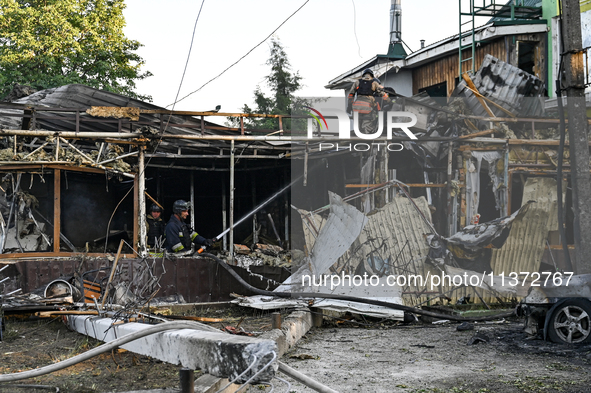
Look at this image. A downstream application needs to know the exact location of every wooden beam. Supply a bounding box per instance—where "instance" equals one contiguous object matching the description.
[462,73,496,117]
[101,240,124,308]
[139,109,287,118]
[36,310,99,317]
[463,115,591,125]
[457,129,496,139]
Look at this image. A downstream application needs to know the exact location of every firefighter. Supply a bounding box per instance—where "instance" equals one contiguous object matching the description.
[164,200,213,253]
[347,68,390,134]
[146,203,165,248]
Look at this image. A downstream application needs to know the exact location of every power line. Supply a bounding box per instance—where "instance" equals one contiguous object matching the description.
[105,1,207,252]
[167,0,311,108]
[172,0,207,108]
[351,0,362,58]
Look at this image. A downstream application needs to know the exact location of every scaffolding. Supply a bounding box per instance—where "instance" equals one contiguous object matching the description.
[458,0,543,77]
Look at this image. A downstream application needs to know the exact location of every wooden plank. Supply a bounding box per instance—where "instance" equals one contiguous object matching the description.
[462,73,496,117]
[457,129,497,139]
[458,145,505,152]
[101,239,124,308]
[36,310,99,317]
[0,164,106,174]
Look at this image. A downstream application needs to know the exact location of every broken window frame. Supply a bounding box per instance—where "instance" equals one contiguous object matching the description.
[0,164,139,259]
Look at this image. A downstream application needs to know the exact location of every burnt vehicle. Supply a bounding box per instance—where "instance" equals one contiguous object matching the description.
[517,274,591,345]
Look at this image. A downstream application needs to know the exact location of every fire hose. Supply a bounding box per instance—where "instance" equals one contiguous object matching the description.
[200,252,515,323]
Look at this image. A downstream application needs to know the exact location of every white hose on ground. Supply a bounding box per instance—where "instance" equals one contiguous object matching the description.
[278,361,340,393]
[0,321,215,382]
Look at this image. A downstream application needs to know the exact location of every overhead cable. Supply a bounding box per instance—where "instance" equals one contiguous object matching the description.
[351,0,362,58]
[172,0,207,108]
[168,0,311,108]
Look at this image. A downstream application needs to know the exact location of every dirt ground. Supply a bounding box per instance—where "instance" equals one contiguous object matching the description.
[278,318,591,393]
[1,312,590,393]
[0,307,274,393]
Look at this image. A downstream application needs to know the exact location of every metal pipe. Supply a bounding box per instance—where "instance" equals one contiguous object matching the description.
[267,213,282,247]
[0,129,460,142]
[197,172,306,254]
[32,208,76,252]
[278,362,339,393]
[59,138,94,163]
[2,288,21,297]
[22,141,50,160]
[138,147,147,256]
[447,142,453,236]
[504,144,509,216]
[555,80,572,269]
[97,151,139,166]
[252,179,257,247]
[27,210,51,248]
[230,140,235,262]
[96,143,105,163]
[179,368,194,393]
[222,179,227,251]
[190,173,195,231]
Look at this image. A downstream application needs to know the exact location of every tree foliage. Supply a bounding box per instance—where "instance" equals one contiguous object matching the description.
[230,37,303,131]
[0,0,152,100]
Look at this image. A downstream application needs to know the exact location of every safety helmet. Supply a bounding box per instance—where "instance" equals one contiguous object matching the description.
[150,203,162,213]
[362,68,375,78]
[172,200,191,214]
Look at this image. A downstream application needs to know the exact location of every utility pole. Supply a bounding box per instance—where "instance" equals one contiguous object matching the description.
[562,0,591,273]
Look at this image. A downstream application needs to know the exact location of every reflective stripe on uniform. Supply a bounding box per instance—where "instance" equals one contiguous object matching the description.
[352,100,372,114]
[172,242,184,252]
[190,232,198,241]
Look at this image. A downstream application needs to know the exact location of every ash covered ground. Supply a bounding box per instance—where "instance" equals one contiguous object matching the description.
[276,319,591,393]
[1,316,590,392]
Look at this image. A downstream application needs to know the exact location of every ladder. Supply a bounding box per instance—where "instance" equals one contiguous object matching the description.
[458,0,542,77]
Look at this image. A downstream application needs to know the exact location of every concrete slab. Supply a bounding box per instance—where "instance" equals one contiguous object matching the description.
[67,316,277,383]
[258,310,313,357]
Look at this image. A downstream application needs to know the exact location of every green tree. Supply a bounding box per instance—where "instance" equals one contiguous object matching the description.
[231,37,303,131]
[0,0,152,100]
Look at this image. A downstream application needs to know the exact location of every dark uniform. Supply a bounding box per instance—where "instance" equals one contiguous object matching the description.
[146,213,165,247]
[164,214,208,252]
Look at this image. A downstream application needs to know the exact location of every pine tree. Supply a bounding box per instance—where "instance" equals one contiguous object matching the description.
[230,37,302,132]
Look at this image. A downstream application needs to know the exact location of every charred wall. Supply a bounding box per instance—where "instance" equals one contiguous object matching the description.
[412,33,547,97]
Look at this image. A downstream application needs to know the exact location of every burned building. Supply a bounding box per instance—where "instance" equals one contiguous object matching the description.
[0,84,292,302]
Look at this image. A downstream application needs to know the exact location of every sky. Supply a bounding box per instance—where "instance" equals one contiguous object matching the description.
[122,0,486,114]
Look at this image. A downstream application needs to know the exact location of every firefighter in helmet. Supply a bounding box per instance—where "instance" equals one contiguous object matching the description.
[164,200,214,253]
[146,203,165,248]
[347,68,390,134]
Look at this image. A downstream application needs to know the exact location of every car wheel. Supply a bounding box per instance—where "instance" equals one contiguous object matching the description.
[548,299,591,344]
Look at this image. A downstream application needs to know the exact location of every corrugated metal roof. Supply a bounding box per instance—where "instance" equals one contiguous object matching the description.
[453,54,545,117]
[0,84,281,155]
[297,194,434,306]
[490,177,560,276]
[344,195,433,305]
